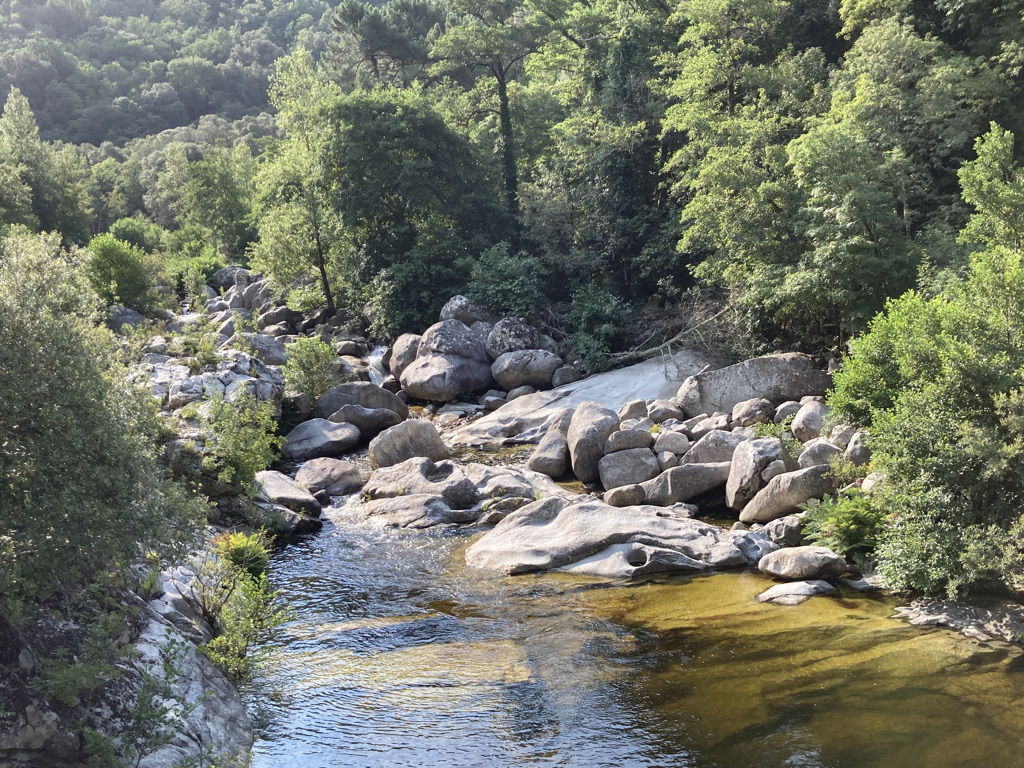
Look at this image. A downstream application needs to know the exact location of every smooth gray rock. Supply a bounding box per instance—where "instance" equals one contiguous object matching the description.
[690,414,731,439]
[313,381,409,420]
[255,471,321,515]
[657,451,678,471]
[368,419,451,469]
[491,349,563,390]
[281,419,361,460]
[362,457,478,509]
[604,484,646,507]
[791,401,830,443]
[485,317,541,361]
[566,401,619,483]
[439,295,496,326]
[798,438,842,469]
[390,334,422,379]
[362,494,478,528]
[758,546,848,580]
[527,427,570,477]
[507,384,537,400]
[773,401,802,424]
[681,430,746,465]
[605,429,655,453]
[465,497,721,576]
[640,462,731,506]
[731,397,774,427]
[761,514,806,547]
[598,447,661,490]
[647,399,685,423]
[294,458,362,495]
[677,353,832,418]
[739,465,837,524]
[653,430,690,455]
[846,431,871,465]
[551,365,582,388]
[727,437,793,511]
[329,403,403,439]
[418,319,489,363]
[757,580,838,605]
[400,353,494,402]
[618,399,648,422]
[228,332,287,366]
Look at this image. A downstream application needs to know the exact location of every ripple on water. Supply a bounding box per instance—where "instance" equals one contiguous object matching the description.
[245,505,1024,768]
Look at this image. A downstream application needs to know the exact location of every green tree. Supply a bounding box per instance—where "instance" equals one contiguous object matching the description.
[84,232,154,312]
[0,229,205,611]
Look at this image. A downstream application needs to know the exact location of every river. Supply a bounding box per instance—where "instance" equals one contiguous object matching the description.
[243,498,1024,768]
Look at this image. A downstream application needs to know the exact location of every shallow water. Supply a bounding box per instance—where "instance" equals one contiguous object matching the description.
[245,501,1024,768]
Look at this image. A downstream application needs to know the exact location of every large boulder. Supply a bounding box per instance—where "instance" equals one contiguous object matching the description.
[417,319,489,363]
[400,354,494,402]
[676,353,832,418]
[526,425,569,477]
[439,295,496,326]
[367,419,450,469]
[598,447,661,490]
[390,334,422,379]
[726,437,794,511]
[254,471,321,515]
[605,429,654,453]
[758,545,848,580]
[313,381,409,421]
[731,398,774,427]
[328,404,403,440]
[294,458,363,495]
[798,438,842,469]
[739,465,837,524]
[227,333,288,366]
[362,494,479,528]
[281,419,361,460]
[491,349,563,391]
[680,430,747,465]
[846,431,871,466]
[791,401,830,443]
[465,496,722,576]
[566,402,619,483]
[362,457,478,509]
[640,462,731,506]
[485,317,541,361]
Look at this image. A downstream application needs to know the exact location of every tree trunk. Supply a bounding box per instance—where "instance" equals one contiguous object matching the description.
[495,69,521,251]
[308,188,337,316]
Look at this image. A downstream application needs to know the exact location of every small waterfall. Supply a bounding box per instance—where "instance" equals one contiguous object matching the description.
[366,344,388,386]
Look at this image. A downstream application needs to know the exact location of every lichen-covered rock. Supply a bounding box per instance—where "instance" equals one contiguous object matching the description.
[491,349,563,390]
[439,295,496,326]
[417,319,489,363]
[485,317,541,361]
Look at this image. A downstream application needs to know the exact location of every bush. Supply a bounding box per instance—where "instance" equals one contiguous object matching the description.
[282,336,342,403]
[0,230,205,609]
[215,530,271,580]
[564,284,636,373]
[467,242,546,318]
[83,233,154,312]
[200,393,282,490]
[108,216,165,254]
[801,490,887,566]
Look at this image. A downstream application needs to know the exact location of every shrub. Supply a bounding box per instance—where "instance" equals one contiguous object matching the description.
[564,284,636,373]
[801,490,887,565]
[83,233,154,312]
[108,216,165,254]
[282,336,342,402]
[467,242,546,318]
[200,393,282,490]
[214,530,271,580]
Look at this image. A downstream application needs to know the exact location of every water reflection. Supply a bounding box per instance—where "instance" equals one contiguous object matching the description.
[244,501,1024,768]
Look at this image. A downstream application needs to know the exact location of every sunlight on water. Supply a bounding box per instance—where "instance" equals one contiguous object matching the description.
[244,503,1024,768]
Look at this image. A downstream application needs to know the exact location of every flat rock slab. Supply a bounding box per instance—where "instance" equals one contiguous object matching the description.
[450,348,713,446]
[757,580,838,606]
[465,496,726,576]
[255,471,321,515]
[294,458,363,495]
[362,494,479,529]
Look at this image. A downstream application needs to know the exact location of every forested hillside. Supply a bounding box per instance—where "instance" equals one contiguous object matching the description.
[4,0,1024,363]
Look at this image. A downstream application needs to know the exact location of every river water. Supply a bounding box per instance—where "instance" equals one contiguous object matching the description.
[244,499,1024,768]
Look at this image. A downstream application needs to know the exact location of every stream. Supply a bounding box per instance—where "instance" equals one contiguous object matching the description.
[243,498,1024,767]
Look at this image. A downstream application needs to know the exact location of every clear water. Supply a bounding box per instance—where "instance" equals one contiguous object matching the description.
[244,500,1024,768]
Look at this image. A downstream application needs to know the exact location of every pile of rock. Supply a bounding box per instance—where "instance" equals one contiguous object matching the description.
[523,353,870,527]
[391,296,580,406]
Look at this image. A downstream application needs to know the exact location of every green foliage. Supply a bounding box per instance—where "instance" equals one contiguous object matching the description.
[84,233,154,312]
[108,217,165,254]
[467,242,546,318]
[282,336,342,403]
[200,393,283,489]
[0,230,205,609]
[215,530,271,580]
[564,284,635,373]
[802,490,886,565]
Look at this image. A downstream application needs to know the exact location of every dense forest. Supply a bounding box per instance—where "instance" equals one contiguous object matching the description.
[8,1,1024,762]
